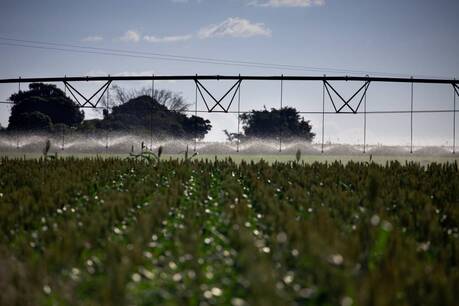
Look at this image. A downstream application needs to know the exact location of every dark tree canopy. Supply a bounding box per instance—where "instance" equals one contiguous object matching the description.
[2,84,213,139]
[82,95,211,139]
[10,111,53,131]
[240,107,315,141]
[109,85,190,113]
[8,83,84,131]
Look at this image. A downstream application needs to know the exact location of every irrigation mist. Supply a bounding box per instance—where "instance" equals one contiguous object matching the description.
[0,133,456,157]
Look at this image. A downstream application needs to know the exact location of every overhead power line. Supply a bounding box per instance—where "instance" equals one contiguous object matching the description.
[0,36,447,79]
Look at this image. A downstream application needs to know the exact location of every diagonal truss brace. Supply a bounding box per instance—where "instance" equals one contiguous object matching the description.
[64,80,112,108]
[195,79,242,113]
[324,80,371,113]
[454,83,459,97]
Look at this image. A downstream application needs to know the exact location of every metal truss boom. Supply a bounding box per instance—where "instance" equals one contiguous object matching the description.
[195,79,242,112]
[64,80,111,108]
[0,75,458,84]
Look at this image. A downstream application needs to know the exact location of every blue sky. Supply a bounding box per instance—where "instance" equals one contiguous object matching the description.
[0,0,458,145]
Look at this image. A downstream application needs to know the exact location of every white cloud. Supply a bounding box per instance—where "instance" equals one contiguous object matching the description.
[81,36,103,42]
[198,17,271,39]
[117,17,271,43]
[119,30,141,43]
[143,34,192,43]
[248,0,325,7]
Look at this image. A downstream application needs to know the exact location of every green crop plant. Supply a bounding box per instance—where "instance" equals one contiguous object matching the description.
[295,149,301,163]
[42,139,56,160]
[0,158,457,306]
[183,144,198,162]
[128,145,163,165]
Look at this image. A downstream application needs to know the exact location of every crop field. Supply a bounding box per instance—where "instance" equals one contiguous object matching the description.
[1,151,458,166]
[0,157,458,306]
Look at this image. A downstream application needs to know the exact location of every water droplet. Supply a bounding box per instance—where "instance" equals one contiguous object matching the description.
[370,215,380,226]
[168,262,177,270]
[211,287,222,296]
[329,254,344,266]
[298,287,315,298]
[381,220,393,232]
[231,297,246,306]
[283,272,294,284]
[131,273,141,282]
[187,270,196,279]
[206,271,214,279]
[417,241,430,252]
[172,273,182,282]
[341,296,353,306]
[43,285,51,295]
[276,232,287,243]
[203,290,213,299]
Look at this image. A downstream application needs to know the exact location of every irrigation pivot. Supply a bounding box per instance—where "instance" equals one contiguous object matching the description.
[1,74,458,154]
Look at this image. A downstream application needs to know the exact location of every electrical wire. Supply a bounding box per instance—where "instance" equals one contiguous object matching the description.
[0,36,447,79]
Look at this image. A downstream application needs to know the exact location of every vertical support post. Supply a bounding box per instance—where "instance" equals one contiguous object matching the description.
[237,74,241,153]
[105,80,109,152]
[150,75,154,150]
[321,79,325,154]
[105,131,109,152]
[194,75,198,152]
[17,77,22,151]
[279,75,283,153]
[454,83,456,154]
[363,89,367,154]
[151,74,155,99]
[410,78,414,154]
[62,74,68,150]
[61,125,65,151]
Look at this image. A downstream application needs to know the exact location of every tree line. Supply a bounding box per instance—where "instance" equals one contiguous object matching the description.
[3,83,315,142]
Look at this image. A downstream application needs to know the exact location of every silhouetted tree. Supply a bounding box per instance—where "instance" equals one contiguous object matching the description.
[179,115,213,139]
[87,95,211,139]
[9,111,53,131]
[223,129,246,143]
[102,108,109,119]
[8,83,84,131]
[109,85,190,113]
[240,107,315,141]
